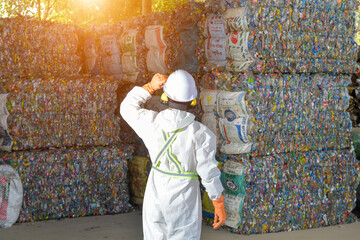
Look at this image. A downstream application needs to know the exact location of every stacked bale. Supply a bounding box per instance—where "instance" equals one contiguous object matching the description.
[0,19,134,223]
[0,18,81,79]
[198,0,360,234]
[0,77,121,151]
[0,146,133,222]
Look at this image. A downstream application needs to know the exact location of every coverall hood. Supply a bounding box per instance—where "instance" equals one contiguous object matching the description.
[155,109,195,132]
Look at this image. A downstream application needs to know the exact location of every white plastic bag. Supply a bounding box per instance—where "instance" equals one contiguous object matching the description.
[119,30,138,53]
[146,48,168,74]
[201,112,218,137]
[218,117,252,154]
[0,164,23,228]
[203,14,226,38]
[145,25,166,50]
[226,31,255,62]
[205,38,227,61]
[224,7,249,32]
[99,35,120,56]
[121,52,138,72]
[200,89,219,113]
[102,54,122,75]
[217,91,248,120]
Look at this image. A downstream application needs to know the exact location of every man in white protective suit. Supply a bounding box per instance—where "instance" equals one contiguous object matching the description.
[120,69,226,240]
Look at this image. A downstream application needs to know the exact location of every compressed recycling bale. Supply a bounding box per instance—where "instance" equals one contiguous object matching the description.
[225,29,358,73]
[217,149,360,234]
[0,77,122,151]
[223,5,356,33]
[0,18,81,79]
[2,112,121,151]
[176,22,201,73]
[198,71,352,156]
[205,0,358,13]
[0,146,135,222]
[199,1,360,74]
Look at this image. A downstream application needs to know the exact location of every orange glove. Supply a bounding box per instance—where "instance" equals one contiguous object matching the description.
[143,73,168,95]
[212,194,227,229]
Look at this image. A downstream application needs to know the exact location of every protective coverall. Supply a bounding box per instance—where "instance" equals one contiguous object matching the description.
[120,86,224,240]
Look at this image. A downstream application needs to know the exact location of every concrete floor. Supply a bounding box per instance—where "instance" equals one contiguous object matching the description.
[0,211,359,240]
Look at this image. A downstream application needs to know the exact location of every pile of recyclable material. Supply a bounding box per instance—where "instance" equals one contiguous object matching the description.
[200,73,352,156]
[172,2,203,73]
[0,145,134,222]
[119,1,204,76]
[0,77,121,151]
[205,0,358,13]
[198,0,359,235]
[0,17,81,79]
[219,149,359,234]
[198,0,359,74]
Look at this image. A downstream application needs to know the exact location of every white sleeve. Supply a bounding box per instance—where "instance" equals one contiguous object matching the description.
[195,124,224,200]
[120,86,158,140]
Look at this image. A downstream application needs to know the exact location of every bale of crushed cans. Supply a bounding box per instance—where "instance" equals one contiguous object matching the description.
[0,145,134,222]
[0,77,121,151]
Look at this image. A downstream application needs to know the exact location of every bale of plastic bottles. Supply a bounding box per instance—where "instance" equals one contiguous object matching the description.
[200,72,352,156]
[0,17,81,79]
[198,0,359,74]
[220,149,359,234]
[198,0,360,235]
[0,145,134,222]
[0,77,121,151]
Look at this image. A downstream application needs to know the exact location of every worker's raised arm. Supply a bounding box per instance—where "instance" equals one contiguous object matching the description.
[120,74,168,139]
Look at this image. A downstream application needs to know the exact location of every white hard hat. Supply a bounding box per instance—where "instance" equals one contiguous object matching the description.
[163,70,198,102]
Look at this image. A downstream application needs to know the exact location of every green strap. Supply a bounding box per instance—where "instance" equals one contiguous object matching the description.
[152,165,198,179]
[163,131,183,174]
[153,129,198,179]
[154,128,182,167]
